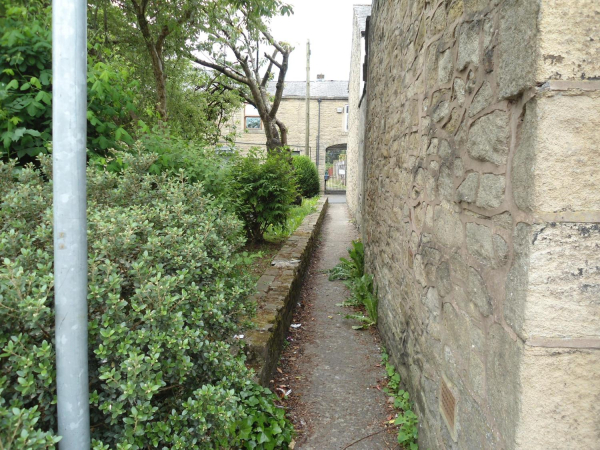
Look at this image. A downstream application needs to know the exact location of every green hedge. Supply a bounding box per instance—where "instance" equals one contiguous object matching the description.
[229,150,297,243]
[0,149,293,448]
[292,155,319,199]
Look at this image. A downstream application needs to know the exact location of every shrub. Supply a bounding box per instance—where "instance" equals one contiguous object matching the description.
[229,150,297,243]
[0,149,293,448]
[264,196,319,243]
[292,155,320,198]
[0,1,139,163]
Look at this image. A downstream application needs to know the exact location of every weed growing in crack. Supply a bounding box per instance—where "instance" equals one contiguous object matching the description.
[382,350,419,449]
[329,240,378,329]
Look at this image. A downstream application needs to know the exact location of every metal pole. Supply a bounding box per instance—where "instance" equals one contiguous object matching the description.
[305,40,310,157]
[53,0,90,448]
[317,98,322,189]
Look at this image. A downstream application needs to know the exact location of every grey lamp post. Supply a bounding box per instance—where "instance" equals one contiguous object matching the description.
[52,0,90,447]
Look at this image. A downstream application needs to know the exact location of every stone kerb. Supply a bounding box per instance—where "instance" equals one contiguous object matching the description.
[244,197,328,386]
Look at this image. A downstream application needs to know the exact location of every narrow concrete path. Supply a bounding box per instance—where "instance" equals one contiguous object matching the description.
[284,196,397,449]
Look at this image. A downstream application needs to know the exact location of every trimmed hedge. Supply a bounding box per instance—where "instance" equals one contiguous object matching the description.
[292,155,319,199]
[229,150,297,243]
[0,148,293,449]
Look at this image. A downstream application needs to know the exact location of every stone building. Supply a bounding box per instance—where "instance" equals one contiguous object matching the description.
[228,78,349,191]
[347,5,371,228]
[348,0,600,448]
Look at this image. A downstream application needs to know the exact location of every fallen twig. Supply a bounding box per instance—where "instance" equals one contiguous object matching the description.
[341,428,388,449]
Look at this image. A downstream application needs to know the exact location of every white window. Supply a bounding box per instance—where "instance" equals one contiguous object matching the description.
[343,104,349,132]
[244,104,261,129]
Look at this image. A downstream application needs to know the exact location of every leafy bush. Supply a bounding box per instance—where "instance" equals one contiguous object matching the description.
[229,150,297,243]
[138,129,236,201]
[292,155,319,199]
[0,1,52,160]
[0,1,139,162]
[264,196,319,243]
[0,149,293,448]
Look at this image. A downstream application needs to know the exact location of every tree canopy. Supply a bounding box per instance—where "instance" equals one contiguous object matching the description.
[193,1,294,151]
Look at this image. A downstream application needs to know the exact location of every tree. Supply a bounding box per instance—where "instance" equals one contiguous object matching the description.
[107,0,200,122]
[193,2,293,152]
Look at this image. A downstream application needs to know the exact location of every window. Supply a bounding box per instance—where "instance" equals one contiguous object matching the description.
[244,104,261,130]
[343,104,349,132]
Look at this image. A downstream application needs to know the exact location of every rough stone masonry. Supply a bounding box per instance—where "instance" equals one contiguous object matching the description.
[357,0,600,448]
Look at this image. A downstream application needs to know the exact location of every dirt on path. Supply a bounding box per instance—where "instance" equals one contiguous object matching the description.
[271,197,399,450]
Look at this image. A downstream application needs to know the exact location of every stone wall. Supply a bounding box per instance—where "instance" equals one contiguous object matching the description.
[245,198,328,385]
[362,0,600,448]
[229,96,349,191]
[347,6,370,224]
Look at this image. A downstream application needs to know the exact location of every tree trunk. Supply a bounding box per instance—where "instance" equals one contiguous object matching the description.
[131,0,169,122]
[264,118,283,152]
[147,44,168,122]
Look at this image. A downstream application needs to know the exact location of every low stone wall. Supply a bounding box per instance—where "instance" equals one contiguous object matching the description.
[244,197,328,386]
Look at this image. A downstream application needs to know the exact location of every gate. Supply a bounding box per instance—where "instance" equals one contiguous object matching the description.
[325,144,347,194]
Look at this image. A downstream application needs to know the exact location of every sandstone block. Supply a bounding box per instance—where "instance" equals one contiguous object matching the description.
[457,20,480,71]
[438,139,452,160]
[433,100,450,123]
[498,0,539,98]
[464,0,498,15]
[516,347,600,449]
[491,211,512,230]
[524,222,600,339]
[424,287,441,320]
[537,0,600,82]
[438,49,454,84]
[442,303,470,365]
[485,323,522,448]
[453,158,465,178]
[467,267,492,316]
[443,108,463,135]
[466,222,508,268]
[434,206,465,249]
[436,261,453,297]
[449,251,469,283]
[476,173,505,209]
[438,165,455,202]
[457,172,478,203]
[446,0,464,23]
[467,111,510,165]
[457,391,491,449]
[514,94,600,214]
[468,81,493,117]
[453,78,466,106]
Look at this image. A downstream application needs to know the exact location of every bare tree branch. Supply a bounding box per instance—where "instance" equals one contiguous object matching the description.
[193,57,249,85]
[264,53,282,70]
[211,81,256,107]
[268,50,289,120]
[261,49,278,88]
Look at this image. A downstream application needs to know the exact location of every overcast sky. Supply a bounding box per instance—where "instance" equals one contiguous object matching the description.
[269,0,371,82]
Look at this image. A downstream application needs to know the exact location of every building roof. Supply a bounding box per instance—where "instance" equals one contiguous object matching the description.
[354,5,371,33]
[267,80,349,99]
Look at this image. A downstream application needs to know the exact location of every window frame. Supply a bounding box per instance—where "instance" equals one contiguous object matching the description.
[244,104,262,130]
